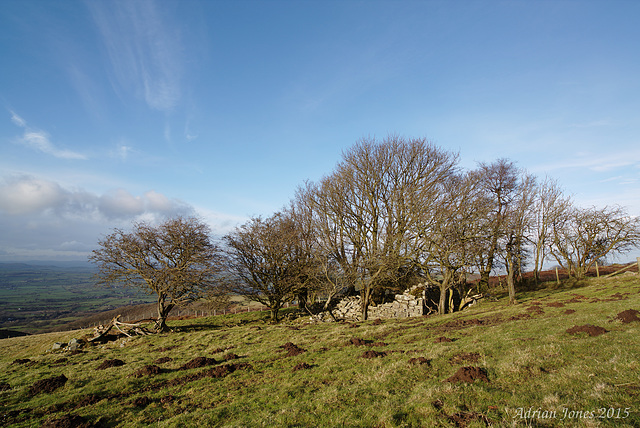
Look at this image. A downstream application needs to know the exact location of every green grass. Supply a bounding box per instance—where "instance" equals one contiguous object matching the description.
[1,275,639,427]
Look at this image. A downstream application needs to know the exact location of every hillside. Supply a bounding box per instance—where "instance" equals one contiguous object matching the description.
[1,275,639,427]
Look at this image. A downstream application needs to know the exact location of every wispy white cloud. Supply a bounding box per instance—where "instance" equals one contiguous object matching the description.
[9,111,87,160]
[88,0,182,112]
[535,149,640,173]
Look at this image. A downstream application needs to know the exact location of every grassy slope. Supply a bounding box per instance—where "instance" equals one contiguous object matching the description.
[1,275,639,427]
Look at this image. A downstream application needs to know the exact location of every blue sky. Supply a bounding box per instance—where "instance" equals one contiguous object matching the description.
[1,0,639,262]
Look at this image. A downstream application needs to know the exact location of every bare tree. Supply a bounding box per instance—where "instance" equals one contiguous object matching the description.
[501,173,537,304]
[89,217,222,332]
[222,211,315,322]
[473,159,522,291]
[307,136,457,319]
[527,177,572,282]
[414,172,487,314]
[548,205,640,279]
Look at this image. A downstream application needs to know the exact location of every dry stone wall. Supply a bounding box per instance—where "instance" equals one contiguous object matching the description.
[311,285,426,322]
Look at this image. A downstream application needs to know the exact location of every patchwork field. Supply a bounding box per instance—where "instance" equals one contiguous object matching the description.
[0,263,155,334]
[1,274,639,427]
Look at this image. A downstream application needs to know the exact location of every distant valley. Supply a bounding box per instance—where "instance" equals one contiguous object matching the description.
[0,262,155,335]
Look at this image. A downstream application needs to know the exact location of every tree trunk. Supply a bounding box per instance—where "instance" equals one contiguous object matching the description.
[269,307,280,323]
[438,272,453,315]
[155,298,175,333]
[361,286,372,321]
[507,258,517,305]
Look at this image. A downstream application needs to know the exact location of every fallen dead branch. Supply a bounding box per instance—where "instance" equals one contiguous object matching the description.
[89,315,154,342]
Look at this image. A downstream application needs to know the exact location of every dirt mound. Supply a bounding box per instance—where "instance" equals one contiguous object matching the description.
[615,309,640,323]
[361,350,387,359]
[507,314,531,321]
[526,305,544,315]
[349,337,367,346]
[567,324,608,337]
[180,357,217,370]
[73,394,102,409]
[205,362,252,378]
[154,356,173,364]
[371,341,388,347]
[564,309,576,315]
[223,353,240,361]
[409,357,430,366]
[97,359,125,370]
[40,414,94,428]
[434,336,453,343]
[450,352,481,364]
[29,374,67,395]
[372,318,383,325]
[279,342,306,357]
[134,365,162,377]
[293,363,313,371]
[448,411,491,428]
[546,302,565,308]
[444,366,489,383]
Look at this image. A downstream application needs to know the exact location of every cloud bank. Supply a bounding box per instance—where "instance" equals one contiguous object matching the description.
[0,175,194,261]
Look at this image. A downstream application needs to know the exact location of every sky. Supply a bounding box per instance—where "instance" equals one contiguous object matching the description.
[1,0,639,263]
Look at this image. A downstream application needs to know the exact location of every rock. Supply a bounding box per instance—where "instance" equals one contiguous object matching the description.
[52,342,66,351]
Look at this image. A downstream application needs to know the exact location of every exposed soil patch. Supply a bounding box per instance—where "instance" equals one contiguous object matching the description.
[349,337,368,346]
[567,324,608,337]
[133,365,162,377]
[97,359,125,370]
[279,342,306,357]
[371,341,388,347]
[29,374,67,395]
[154,356,173,364]
[546,302,565,308]
[180,357,217,370]
[507,314,531,321]
[615,309,640,323]
[434,336,453,343]
[565,294,587,304]
[361,350,387,358]
[40,414,94,428]
[526,305,545,315]
[72,394,102,409]
[449,352,481,365]
[448,411,491,428]
[444,366,489,383]
[605,293,629,302]
[564,309,576,315]
[293,363,313,371]
[372,318,383,325]
[409,357,430,366]
[223,353,240,361]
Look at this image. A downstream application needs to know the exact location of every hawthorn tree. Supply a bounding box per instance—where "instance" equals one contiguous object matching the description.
[89,216,222,332]
[548,205,640,279]
[222,211,316,322]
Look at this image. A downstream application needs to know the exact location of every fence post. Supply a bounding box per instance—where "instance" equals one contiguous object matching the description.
[555,267,560,285]
[596,261,600,277]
